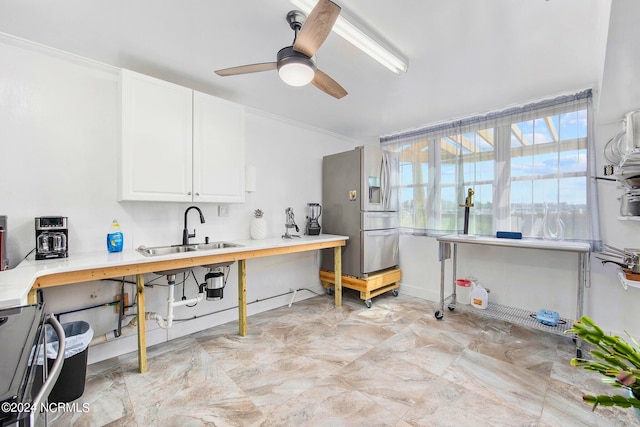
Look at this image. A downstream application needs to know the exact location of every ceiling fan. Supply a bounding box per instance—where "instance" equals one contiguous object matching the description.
[214,0,347,99]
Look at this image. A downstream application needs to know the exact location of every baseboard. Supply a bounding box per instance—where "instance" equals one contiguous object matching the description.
[397,280,440,302]
[87,288,321,364]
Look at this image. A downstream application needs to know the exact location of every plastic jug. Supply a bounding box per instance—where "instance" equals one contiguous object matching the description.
[470,283,488,309]
[107,219,123,253]
[455,279,473,305]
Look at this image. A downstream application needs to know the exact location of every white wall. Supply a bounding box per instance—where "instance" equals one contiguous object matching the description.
[0,35,358,363]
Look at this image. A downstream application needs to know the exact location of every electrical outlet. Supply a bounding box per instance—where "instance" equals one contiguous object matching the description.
[218,205,229,217]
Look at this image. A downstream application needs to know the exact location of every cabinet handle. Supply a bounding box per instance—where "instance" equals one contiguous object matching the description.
[187,192,192,196]
[195,192,200,197]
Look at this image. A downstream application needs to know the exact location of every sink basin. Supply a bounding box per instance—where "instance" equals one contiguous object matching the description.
[189,242,242,250]
[135,242,243,276]
[136,245,198,257]
[136,241,243,258]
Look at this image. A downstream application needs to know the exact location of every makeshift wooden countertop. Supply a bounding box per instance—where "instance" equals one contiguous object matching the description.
[0,234,348,373]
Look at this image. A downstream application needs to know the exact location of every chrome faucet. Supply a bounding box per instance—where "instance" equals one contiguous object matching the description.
[182,206,205,245]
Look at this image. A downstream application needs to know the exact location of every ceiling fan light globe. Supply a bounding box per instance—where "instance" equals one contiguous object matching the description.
[276,46,317,87]
[278,62,315,86]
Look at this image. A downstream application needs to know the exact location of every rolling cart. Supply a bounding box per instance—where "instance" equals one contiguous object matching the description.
[320,268,401,308]
[435,235,590,357]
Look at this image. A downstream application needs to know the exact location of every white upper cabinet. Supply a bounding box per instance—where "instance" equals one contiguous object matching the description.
[120,69,193,202]
[119,69,245,203]
[193,91,245,203]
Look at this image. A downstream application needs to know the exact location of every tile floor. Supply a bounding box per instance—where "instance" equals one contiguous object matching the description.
[47,291,637,426]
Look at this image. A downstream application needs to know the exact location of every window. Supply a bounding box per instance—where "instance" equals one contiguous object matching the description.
[381,90,600,247]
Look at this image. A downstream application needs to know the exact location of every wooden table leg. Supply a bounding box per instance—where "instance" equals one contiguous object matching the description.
[334,246,342,307]
[136,274,147,373]
[238,259,247,336]
[28,289,38,305]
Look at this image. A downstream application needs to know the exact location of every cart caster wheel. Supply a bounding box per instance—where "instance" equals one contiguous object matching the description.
[391,289,399,297]
[326,288,334,296]
[364,299,372,308]
[435,311,444,320]
[447,305,455,311]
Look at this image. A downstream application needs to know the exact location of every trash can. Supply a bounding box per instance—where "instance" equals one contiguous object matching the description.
[34,321,93,403]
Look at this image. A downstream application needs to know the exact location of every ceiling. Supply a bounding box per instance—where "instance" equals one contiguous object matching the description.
[0,0,632,141]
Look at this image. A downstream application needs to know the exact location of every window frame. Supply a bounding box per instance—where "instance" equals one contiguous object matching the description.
[382,90,597,243]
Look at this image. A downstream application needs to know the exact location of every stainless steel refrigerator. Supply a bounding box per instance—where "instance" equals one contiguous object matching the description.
[321,145,399,278]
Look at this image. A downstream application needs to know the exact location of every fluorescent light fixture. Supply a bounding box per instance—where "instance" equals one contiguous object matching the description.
[290,0,408,74]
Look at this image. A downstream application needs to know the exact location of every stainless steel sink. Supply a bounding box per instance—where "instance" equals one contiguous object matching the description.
[189,242,242,250]
[136,242,243,276]
[136,242,243,257]
[136,245,198,257]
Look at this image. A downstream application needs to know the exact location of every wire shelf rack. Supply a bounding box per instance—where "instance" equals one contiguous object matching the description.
[444,295,575,336]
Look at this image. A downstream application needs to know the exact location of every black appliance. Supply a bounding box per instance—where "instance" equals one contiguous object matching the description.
[35,217,68,260]
[305,203,322,235]
[0,304,65,427]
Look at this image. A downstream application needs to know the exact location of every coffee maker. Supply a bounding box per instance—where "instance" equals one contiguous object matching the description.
[305,203,322,235]
[35,216,68,260]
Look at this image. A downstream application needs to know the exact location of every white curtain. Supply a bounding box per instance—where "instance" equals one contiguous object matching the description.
[381,89,601,249]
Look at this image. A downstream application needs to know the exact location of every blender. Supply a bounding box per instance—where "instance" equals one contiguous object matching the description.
[305,203,322,235]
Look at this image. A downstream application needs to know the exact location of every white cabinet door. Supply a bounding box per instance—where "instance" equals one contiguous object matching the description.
[120,69,193,202]
[193,91,245,203]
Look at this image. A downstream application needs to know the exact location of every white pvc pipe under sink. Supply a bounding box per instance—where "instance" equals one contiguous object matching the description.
[158,280,204,329]
[90,278,205,345]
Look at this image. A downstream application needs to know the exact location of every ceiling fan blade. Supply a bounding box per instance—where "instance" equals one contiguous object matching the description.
[293,0,341,58]
[312,69,347,99]
[215,62,277,76]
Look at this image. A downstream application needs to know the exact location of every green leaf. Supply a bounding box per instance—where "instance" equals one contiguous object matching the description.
[593,324,605,337]
[614,340,636,356]
[582,394,640,410]
[585,335,604,346]
[580,316,597,328]
[603,355,631,370]
[566,322,587,334]
[590,350,608,361]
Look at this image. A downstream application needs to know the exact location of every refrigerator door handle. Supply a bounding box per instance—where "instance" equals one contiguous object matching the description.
[366,229,398,237]
[381,154,388,210]
[385,153,391,210]
[365,212,398,218]
[379,157,385,209]
[382,151,399,212]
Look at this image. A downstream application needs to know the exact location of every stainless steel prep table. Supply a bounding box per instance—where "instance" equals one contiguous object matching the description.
[435,234,590,357]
